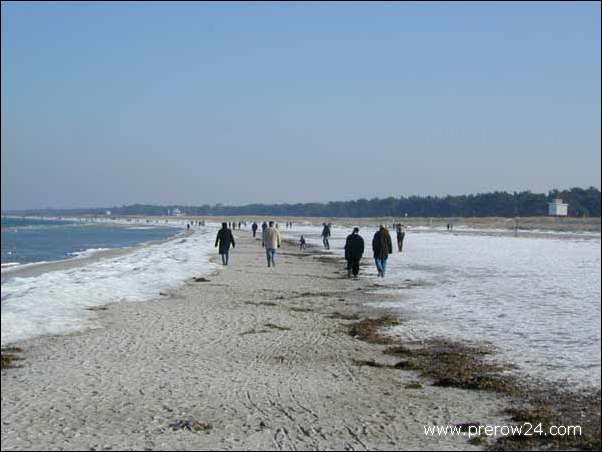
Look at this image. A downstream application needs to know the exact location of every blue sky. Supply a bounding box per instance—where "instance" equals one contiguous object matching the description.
[1,1,600,209]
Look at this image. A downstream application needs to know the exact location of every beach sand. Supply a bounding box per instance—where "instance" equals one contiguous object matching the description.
[1,234,510,451]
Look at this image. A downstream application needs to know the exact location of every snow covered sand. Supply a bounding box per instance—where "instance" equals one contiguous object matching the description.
[1,234,509,451]
[281,222,601,387]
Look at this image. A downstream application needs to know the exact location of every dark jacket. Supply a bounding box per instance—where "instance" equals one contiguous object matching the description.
[252,223,258,231]
[372,228,393,259]
[344,233,364,260]
[215,228,235,254]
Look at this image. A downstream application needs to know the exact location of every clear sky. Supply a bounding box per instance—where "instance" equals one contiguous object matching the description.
[1,1,600,210]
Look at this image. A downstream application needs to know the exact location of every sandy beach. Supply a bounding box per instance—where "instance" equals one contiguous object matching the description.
[0,233,514,451]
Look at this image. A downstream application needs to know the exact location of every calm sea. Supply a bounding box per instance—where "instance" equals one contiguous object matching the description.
[1,216,179,268]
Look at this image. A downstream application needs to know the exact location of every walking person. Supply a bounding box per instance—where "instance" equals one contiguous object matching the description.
[252,221,258,238]
[344,227,364,279]
[261,221,268,246]
[299,235,306,250]
[263,221,281,267]
[372,225,393,278]
[215,222,235,266]
[321,223,331,250]
[396,224,406,253]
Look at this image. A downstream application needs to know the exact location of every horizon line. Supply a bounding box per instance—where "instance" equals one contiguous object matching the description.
[2,185,600,213]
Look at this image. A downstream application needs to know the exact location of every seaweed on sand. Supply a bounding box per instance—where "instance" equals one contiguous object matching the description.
[289,306,313,313]
[169,419,212,433]
[347,315,401,345]
[1,347,24,369]
[328,312,360,321]
[264,323,292,331]
[383,339,518,393]
[489,388,601,451]
[380,339,601,451]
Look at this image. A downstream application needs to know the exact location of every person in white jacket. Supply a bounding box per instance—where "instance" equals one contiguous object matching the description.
[263,221,281,268]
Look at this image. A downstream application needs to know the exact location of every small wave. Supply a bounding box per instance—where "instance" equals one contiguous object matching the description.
[68,248,112,259]
[1,261,50,273]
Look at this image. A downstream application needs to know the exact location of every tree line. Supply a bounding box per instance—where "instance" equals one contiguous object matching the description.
[6,187,600,218]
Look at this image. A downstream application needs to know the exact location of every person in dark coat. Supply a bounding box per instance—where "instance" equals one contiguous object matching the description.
[344,227,364,278]
[215,222,235,265]
[372,225,393,277]
[252,222,258,238]
[396,224,406,252]
[321,223,331,249]
[299,235,307,250]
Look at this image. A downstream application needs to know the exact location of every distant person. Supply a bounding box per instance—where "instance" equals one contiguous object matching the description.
[263,221,281,267]
[187,223,191,231]
[321,223,331,250]
[344,227,364,278]
[299,235,307,250]
[261,221,268,246]
[215,222,235,266]
[252,222,258,238]
[372,225,393,278]
[396,224,406,253]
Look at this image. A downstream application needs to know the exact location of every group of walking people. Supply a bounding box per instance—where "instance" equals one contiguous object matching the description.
[215,220,406,279]
[215,220,282,268]
[344,225,399,279]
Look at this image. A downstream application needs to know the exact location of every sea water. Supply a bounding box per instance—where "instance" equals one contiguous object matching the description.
[1,217,217,345]
[2,216,179,267]
[283,223,601,387]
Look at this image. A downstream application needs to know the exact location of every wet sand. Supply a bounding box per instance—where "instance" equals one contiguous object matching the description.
[1,234,512,450]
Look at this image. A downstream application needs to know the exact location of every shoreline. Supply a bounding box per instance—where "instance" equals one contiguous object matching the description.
[0,227,207,347]
[2,234,511,450]
[1,235,599,450]
[1,221,188,283]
